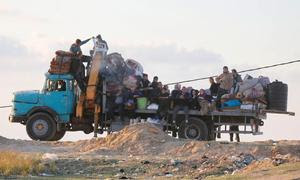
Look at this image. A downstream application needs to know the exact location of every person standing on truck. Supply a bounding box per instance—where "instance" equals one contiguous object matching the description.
[190,89,200,110]
[231,69,243,94]
[93,34,109,57]
[209,77,219,96]
[215,66,233,110]
[69,38,92,91]
[70,38,92,56]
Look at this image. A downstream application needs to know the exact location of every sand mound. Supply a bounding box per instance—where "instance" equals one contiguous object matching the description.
[77,123,176,155]
[0,135,9,144]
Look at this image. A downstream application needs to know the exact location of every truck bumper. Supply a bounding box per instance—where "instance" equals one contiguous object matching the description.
[9,115,26,123]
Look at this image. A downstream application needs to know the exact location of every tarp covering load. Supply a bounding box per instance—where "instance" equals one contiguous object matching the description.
[100,53,144,93]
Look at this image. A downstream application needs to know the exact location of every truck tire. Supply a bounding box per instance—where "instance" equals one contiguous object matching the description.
[178,117,208,141]
[26,112,57,141]
[50,130,66,141]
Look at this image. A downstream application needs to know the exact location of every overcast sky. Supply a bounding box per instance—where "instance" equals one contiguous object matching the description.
[0,0,299,141]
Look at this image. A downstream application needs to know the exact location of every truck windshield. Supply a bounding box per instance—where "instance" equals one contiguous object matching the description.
[44,79,67,92]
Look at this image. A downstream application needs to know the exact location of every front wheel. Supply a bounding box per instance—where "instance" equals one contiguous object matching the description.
[26,112,57,141]
[178,117,208,141]
[50,130,66,141]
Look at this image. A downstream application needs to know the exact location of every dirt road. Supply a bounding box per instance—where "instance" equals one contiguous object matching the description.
[1,123,300,179]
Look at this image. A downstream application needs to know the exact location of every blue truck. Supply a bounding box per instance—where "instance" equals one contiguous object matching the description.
[9,73,79,140]
[9,71,295,141]
[9,39,295,141]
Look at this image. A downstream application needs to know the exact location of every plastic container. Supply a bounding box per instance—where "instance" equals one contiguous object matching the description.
[137,97,148,110]
[267,80,288,111]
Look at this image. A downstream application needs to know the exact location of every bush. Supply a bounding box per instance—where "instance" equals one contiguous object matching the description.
[0,151,44,176]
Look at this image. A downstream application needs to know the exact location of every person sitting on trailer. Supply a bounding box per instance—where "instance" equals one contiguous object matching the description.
[215,66,233,110]
[149,82,163,104]
[141,73,150,88]
[150,76,159,89]
[140,73,151,97]
[171,84,190,123]
[157,84,171,119]
[199,89,212,102]
[116,87,136,121]
[190,89,200,110]
[198,89,213,115]
[231,69,243,94]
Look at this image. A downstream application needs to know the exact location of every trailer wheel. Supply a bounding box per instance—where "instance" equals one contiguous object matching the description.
[178,117,208,141]
[26,112,57,141]
[50,130,66,141]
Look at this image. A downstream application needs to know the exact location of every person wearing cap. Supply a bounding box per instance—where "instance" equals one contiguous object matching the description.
[215,66,233,110]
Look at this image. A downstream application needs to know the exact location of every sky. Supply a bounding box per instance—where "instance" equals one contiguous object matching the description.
[0,0,299,141]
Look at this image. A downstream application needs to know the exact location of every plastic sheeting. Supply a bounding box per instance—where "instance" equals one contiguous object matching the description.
[100,53,144,94]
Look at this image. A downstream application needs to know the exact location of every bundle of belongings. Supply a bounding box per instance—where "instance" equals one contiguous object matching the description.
[49,50,74,74]
[221,75,270,111]
[101,53,144,94]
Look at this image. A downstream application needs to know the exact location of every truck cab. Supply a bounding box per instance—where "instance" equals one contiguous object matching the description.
[9,73,77,141]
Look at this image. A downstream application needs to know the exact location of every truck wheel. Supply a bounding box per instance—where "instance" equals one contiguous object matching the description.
[178,117,208,141]
[26,112,57,141]
[50,130,66,141]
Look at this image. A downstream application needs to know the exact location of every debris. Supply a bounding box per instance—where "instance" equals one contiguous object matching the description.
[42,153,58,161]
[243,154,255,165]
[165,172,173,177]
[170,159,183,166]
[141,160,150,164]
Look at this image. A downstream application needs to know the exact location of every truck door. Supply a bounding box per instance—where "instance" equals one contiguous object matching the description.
[42,79,72,121]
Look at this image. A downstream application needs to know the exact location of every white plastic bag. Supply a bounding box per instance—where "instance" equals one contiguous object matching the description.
[147,103,159,110]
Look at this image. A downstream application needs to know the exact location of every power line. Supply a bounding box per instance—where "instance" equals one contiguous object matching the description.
[0,105,12,109]
[165,60,300,86]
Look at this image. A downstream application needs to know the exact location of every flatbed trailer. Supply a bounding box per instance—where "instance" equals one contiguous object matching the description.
[105,107,295,141]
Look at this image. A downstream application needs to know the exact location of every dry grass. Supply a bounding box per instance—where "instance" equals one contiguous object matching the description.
[0,151,44,176]
[206,162,300,180]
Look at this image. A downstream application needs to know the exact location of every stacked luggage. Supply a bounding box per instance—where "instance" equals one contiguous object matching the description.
[221,75,288,112]
[48,50,74,74]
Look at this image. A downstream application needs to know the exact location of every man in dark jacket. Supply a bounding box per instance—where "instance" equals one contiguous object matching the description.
[141,73,150,88]
[171,84,190,123]
[209,77,219,96]
[69,38,92,91]
[70,38,92,56]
